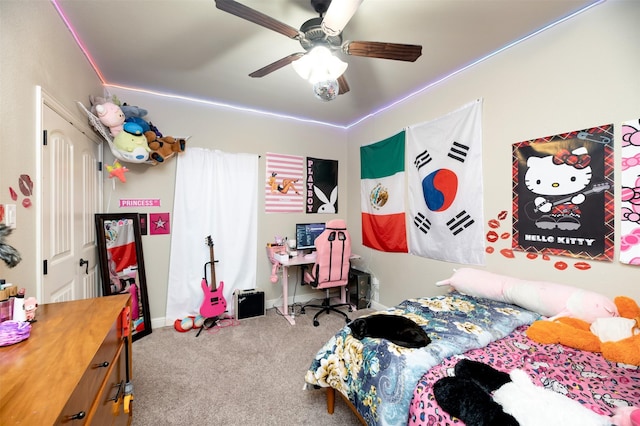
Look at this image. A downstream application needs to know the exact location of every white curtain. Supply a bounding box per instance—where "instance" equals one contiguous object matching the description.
[166,147,258,322]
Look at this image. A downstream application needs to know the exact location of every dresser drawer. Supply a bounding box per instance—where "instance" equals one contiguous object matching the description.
[91,343,129,426]
[56,318,121,424]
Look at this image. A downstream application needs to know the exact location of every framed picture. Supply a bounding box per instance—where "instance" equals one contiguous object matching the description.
[95,213,152,341]
[511,124,614,262]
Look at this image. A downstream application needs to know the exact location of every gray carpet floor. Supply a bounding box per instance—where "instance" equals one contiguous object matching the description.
[132,303,374,425]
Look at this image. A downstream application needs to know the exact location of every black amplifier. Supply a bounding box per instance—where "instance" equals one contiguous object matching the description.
[234,289,266,320]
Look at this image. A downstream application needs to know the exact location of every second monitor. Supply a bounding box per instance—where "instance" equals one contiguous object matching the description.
[295,222,325,251]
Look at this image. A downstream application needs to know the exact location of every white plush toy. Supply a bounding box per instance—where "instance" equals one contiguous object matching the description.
[436,267,618,323]
[493,369,611,426]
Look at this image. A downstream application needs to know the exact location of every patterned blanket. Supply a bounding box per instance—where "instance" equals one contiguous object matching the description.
[304,293,540,425]
[408,325,640,425]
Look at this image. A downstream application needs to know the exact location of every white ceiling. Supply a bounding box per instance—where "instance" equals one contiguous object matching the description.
[54,0,599,127]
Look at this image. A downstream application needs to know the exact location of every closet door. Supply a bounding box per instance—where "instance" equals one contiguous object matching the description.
[41,96,102,303]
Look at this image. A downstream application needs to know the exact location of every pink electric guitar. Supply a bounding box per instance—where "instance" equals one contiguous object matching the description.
[199,236,227,318]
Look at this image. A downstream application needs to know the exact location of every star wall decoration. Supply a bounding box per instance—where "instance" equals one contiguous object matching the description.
[149,213,170,235]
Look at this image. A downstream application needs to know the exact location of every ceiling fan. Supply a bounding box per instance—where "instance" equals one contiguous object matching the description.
[215,0,422,100]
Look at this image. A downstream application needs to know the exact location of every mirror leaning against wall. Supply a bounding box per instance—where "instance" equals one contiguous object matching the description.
[95,213,152,341]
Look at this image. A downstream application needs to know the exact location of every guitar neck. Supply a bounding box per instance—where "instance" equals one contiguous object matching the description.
[552,183,609,206]
[209,244,217,291]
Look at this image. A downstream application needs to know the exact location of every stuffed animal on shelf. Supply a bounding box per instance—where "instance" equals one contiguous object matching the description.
[436,267,619,323]
[120,103,148,120]
[89,94,118,115]
[113,127,151,163]
[120,104,163,139]
[144,131,186,164]
[526,296,640,366]
[434,359,627,426]
[95,101,126,137]
[125,116,151,134]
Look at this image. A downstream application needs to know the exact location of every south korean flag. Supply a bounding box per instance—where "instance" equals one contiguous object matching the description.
[406,99,486,265]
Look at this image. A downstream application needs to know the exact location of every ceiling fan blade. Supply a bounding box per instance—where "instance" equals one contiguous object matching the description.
[215,0,300,39]
[337,75,350,95]
[321,0,364,36]
[343,41,422,62]
[249,53,305,78]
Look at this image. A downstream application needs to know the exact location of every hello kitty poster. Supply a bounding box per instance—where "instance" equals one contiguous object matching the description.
[512,124,614,261]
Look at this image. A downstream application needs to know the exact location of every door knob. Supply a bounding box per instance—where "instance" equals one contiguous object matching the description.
[79,258,89,274]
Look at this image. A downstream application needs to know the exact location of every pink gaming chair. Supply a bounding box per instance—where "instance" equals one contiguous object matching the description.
[300,219,353,326]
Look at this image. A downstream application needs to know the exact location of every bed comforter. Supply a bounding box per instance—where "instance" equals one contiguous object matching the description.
[304,292,540,426]
[408,324,640,425]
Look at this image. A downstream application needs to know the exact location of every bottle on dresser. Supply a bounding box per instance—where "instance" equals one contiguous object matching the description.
[12,288,26,322]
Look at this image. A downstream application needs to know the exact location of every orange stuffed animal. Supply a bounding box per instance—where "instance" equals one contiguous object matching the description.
[526,296,640,366]
[144,131,186,164]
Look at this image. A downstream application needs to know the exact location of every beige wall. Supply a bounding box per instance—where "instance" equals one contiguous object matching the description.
[0,1,103,295]
[101,89,347,321]
[346,0,640,306]
[2,1,638,326]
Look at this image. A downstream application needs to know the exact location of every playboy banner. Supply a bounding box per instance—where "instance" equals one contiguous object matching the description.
[621,118,640,265]
[306,157,338,213]
[512,124,614,261]
[406,100,485,265]
[265,152,304,213]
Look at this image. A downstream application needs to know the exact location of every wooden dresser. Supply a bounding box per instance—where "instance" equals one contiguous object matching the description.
[0,294,133,425]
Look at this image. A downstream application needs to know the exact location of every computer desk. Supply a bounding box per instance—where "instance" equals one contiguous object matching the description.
[273,253,359,325]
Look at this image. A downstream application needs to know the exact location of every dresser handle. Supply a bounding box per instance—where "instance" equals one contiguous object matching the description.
[93,361,110,368]
[68,411,86,420]
[111,380,124,402]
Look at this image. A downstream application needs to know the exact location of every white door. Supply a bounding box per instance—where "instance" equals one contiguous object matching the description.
[41,96,102,303]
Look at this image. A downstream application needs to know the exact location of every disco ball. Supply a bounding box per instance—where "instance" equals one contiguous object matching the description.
[312,79,339,101]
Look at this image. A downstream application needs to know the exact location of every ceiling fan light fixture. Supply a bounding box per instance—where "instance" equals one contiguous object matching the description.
[291,53,313,80]
[291,46,345,101]
[321,0,364,36]
[312,79,340,102]
[292,45,348,82]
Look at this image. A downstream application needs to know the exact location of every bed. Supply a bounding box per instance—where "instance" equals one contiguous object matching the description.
[304,292,640,425]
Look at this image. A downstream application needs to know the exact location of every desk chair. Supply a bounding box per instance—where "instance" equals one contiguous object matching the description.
[300,219,353,326]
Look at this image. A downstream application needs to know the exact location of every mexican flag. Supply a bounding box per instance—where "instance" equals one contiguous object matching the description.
[360,131,408,252]
[105,218,137,273]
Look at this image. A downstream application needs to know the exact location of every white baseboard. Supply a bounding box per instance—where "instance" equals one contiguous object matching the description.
[368,300,387,311]
[157,317,172,328]
[266,293,323,310]
[154,295,387,329]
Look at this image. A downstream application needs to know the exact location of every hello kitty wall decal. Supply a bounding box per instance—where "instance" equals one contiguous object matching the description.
[512,124,614,262]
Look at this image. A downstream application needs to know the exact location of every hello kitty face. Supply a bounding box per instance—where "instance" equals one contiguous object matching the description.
[525,147,592,197]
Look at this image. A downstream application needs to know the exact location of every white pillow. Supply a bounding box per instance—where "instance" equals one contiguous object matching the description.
[493,369,611,426]
[436,267,618,323]
[590,317,638,342]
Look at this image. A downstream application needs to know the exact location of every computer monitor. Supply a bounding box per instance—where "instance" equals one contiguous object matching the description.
[295,223,325,251]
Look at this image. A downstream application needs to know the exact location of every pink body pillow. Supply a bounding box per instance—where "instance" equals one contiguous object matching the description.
[436,268,618,323]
